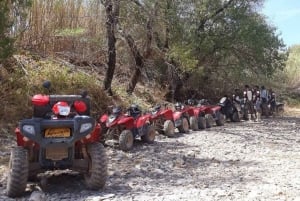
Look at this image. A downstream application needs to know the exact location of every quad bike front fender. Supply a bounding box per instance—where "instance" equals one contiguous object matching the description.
[160,109,173,121]
[173,111,183,121]
[135,115,151,128]
[118,116,134,129]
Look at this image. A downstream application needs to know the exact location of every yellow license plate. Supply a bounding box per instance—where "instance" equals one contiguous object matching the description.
[45,128,71,138]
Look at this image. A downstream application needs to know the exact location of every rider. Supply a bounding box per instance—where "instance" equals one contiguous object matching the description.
[243,85,254,120]
[260,86,269,116]
[128,104,142,118]
[232,89,241,104]
[252,85,261,121]
[268,88,276,114]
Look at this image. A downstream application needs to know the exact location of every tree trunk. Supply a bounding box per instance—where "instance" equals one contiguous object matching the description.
[102,0,120,96]
[120,3,156,94]
[120,32,144,94]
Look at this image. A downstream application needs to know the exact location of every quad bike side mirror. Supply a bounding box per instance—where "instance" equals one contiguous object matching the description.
[80,90,88,98]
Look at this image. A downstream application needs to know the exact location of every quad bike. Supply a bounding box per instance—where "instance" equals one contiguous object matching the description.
[197,99,225,127]
[7,81,107,198]
[186,99,206,129]
[99,104,155,151]
[148,104,175,137]
[173,102,198,133]
[219,96,240,122]
[261,100,271,118]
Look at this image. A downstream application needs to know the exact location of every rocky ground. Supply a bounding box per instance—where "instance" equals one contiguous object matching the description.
[0,116,300,201]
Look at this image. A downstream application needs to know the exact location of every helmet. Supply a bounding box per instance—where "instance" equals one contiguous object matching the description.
[153,104,161,112]
[174,102,182,111]
[112,106,122,115]
[187,99,194,106]
[129,104,141,117]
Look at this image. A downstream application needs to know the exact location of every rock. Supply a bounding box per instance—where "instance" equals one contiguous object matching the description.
[28,191,46,201]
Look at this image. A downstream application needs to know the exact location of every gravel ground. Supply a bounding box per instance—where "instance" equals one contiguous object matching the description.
[0,116,300,201]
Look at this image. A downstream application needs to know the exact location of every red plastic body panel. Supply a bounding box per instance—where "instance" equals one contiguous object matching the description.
[173,111,183,121]
[186,107,195,116]
[193,106,206,116]
[32,94,49,106]
[160,109,174,120]
[117,115,135,129]
[15,127,38,148]
[81,123,101,143]
[99,114,108,124]
[135,115,150,128]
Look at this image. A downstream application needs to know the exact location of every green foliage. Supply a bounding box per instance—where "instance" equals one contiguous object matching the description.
[283,45,300,88]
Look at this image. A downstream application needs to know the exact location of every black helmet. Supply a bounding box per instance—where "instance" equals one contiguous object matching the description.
[187,99,194,106]
[174,102,182,110]
[129,104,141,116]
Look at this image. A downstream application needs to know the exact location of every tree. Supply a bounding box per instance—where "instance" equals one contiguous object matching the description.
[0,0,15,63]
[102,0,120,96]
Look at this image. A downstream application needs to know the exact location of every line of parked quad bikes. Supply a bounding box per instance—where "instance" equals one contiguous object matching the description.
[5,81,284,198]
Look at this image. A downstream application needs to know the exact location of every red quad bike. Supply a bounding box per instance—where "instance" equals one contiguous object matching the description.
[7,81,107,198]
[148,104,175,137]
[172,102,198,133]
[99,104,156,151]
[187,99,207,130]
[197,99,225,128]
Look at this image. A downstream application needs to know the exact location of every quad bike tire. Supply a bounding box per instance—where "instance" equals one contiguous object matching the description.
[205,114,214,128]
[261,103,270,118]
[119,129,134,151]
[198,116,206,129]
[231,111,240,122]
[85,142,107,190]
[7,147,29,198]
[189,116,198,131]
[163,120,175,137]
[178,117,189,133]
[243,109,249,120]
[216,113,225,126]
[141,125,156,143]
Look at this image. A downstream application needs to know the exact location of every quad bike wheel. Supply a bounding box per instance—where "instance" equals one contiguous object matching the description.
[189,116,198,131]
[205,114,214,128]
[85,142,107,189]
[178,117,189,133]
[163,120,175,137]
[141,125,156,143]
[231,111,240,122]
[119,129,134,151]
[216,113,225,126]
[198,116,206,129]
[242,108,249,120]
[7,147,29,198]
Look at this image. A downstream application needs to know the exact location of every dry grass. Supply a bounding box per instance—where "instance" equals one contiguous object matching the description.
[0,53,167,128]
[282,106,300,117]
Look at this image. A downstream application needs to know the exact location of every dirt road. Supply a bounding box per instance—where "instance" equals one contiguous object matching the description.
[0,117,299,201]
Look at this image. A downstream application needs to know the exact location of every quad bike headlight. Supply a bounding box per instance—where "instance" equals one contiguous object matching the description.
[23,125,35,135]
[80,123,93,133]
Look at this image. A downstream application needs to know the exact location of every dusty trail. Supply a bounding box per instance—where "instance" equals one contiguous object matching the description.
[0,117,299,201]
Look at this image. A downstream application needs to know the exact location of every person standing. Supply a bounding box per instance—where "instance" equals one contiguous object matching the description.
[268,88,276,114]
[253,85,261,121]
[260,86,269,117]
[243,85,254,120]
